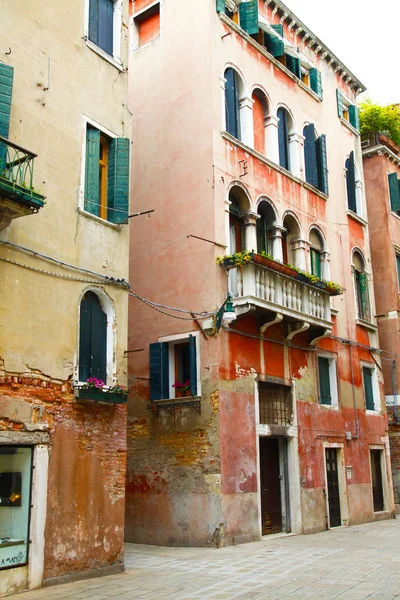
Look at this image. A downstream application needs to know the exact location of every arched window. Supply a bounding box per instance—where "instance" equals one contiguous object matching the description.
[282,214,301,267]
[303,124,329,194]
[309,229,324,278]
[252,89,268,155]
[346,151,357,213]
[229,195,244,254]
[257,201,276,255]
[224,68,241,140]
[79,291,107,382]
[353,252,370,321]
[277,107,291,171]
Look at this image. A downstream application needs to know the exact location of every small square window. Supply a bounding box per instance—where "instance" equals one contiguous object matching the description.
[132,2,160,50]
[363,365,380,411]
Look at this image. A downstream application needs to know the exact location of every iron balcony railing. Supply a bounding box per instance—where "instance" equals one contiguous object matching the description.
[0,135,45,208]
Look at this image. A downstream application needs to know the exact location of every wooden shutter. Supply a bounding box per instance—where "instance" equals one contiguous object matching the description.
[189,335,197,396]
[0,63,13,138]
[239,0,259,35]
[388,173,400,212]
[277,108,290,170]
[348,105,360,131]
[363,367,375,410]
[309,68,322,98]
[98,0,114,56]
[359,272,370,321]
[286,55,301,78]
[346,152,357,212]
[149,342,169,400]
[85,126,100,216]
[88,0,99,45]
[265,25,284,58]
[256,215,267,253]
[108,137,130,223]
[316,134,329,195]
[318,357,331,405]
[79,293,92,382]
[90,293,107,382]
[303,124,318,188]
[311,249,322,278]
[336,89,344,118]
[216,0,226,13]
[225,69,240,139]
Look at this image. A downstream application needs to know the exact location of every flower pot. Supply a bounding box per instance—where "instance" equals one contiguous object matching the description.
[76,388,127,404]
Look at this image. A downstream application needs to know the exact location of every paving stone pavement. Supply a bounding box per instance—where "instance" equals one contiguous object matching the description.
[13,519,400,600]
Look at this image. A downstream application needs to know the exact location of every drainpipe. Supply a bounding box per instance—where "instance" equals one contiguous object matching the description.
[349,343,359,439]
[392,359,399,423]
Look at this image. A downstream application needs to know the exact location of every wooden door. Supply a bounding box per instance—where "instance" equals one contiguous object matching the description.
[370,450,384,512]
[260,438,282,535]
[325,448,341,527]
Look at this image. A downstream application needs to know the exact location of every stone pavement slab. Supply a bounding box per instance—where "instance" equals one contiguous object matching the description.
[12,519,400,600]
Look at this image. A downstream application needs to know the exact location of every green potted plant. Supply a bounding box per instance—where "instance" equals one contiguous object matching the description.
[75,378,128,404]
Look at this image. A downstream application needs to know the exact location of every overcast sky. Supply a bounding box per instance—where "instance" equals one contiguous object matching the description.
[286,0,400,105]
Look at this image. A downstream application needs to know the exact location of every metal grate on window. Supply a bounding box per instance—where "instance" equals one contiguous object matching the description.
[259,382,293,426]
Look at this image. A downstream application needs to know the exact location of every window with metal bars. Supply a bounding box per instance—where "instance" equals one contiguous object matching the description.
[258,382,292,426]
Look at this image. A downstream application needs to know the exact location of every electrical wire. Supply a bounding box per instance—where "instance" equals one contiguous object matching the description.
[0,256,109,285]
[129,291,218,320]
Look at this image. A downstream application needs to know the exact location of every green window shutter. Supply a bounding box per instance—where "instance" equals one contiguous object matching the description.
[303,123,318,189]
[336,89,344,118]
[318,357,331,405]
[108,137,130,224]
[348,105,360,132]
[264,25,284,58]
[84,126,100,216]
[363,367,375,410]
[257,214,267,253]
[358,272,370,321]
[309,68,322,98]
[216,0,226,13]
[316,134,329,195]
[311,249,322,279]
[0,63,14,139]
[239,0,258,35]
[346,151,356,212]
[90,293,107,382]
[286,54,301,79]
[149,342,169,401]
[89,0,99,46]
[189,335,197,396]
[388,173,400,212]
[79,293,92,382]
[396,254,400,291]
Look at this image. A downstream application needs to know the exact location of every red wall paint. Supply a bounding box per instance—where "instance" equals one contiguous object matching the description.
[252,92,265,155]
[138,10,160,47]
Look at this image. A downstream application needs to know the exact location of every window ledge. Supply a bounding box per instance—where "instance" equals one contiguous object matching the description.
[221,131,329,201]
[85,39,125,72]
[147,396,202,417]
[391,211,400,221]
[356,318,378,331]
[346,210,368,226]
[366,409,382,416]
[78,207,122,230]
[339,117,359,136]
[219,13,322,104]
[319,404,340,410]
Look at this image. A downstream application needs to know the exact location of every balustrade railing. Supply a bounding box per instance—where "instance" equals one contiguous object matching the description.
[0,135,41,200]
[229,262,331,323]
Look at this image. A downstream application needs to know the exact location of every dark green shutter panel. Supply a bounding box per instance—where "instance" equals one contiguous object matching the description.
[265,25,284,58]
[149,342,169,401]
[239,0,259,35]
[346,151,356,212]
[318,357,331,405]
[309,68,322,98]
[84,126,100,216]
[388,173,400,212]
[225,68,240,140]
[277,107,290,170]
[316,134,329,195]
[98,0,113,56]
[359,272,370,321]
[348,105,360,132]
[311,249,321,278]
[88,0,99,45]
[0,63,13,139]
[216,0,226,13]
[303,124,318,189]
[363,367,375,410]
[286,55,301,79]
[189,335,197,396]
[108,137,130,224]
[336,89,344,118]
[79,293,92,382]
[90,293,107,382]
[257,215,267,253]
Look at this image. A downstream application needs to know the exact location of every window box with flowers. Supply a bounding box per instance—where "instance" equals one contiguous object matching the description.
[74,378,127,404]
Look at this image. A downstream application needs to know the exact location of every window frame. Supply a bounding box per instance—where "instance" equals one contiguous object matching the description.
[317,355,339,408]
[84,0,123,67]
[130,1,161,52]
[362,363,380,412]
[157,331,201,399]
[352,255,371,323]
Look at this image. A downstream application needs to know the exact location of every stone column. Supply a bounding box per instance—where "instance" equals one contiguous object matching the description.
[239,96,254,148]
[270,225,285,262]
[288,132,304,179]
[265,115,279,164]
[243,211,258,252]
[291,238,308,270]
[321,250,331,281]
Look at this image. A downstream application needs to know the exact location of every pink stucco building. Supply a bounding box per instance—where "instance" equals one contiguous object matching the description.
[126,0,394,546]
